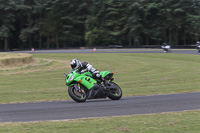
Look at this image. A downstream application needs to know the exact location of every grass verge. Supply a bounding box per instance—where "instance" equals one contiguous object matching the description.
[1,110,200,133]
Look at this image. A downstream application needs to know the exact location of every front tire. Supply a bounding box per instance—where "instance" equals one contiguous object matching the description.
[108,82,122,100]
[68,85,87,102]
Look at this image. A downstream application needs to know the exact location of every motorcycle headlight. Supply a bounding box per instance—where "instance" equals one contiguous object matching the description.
[68,74,74,81]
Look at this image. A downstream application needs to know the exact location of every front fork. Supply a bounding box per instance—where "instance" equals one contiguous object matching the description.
[74,83,82,93]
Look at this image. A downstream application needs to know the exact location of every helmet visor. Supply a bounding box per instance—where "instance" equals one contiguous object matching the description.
[71,64,76,69]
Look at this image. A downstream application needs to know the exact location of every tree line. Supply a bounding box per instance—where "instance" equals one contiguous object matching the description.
[1,0,200,50]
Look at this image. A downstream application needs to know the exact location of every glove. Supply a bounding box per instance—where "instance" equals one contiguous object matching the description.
[96,73,101,78]
[81,69,88,73]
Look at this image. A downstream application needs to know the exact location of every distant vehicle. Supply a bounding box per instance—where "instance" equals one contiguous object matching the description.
[161,43,171,53]
[197,45,200,53]
[196,41,200,53]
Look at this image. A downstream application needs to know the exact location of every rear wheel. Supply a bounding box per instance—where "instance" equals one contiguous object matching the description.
[108,82,122,100]
[68,84,87,102]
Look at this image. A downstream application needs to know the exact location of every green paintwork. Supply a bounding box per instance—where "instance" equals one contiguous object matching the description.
[66,69,111,90]
[74,75,97,90]
[100,71,111,78]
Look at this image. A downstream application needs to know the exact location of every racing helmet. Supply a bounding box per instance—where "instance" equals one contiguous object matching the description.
[70,59,81,69]
[163,42,167,46]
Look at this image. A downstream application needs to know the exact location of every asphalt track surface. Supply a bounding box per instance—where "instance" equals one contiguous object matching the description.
[1,48,200,122]
[11,48,200,54]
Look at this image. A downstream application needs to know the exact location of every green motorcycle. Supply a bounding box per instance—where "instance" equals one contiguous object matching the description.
[65,69,122,102]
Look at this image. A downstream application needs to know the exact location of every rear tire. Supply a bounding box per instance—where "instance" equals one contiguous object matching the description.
[108,82,122,100]
[68,85,87,103]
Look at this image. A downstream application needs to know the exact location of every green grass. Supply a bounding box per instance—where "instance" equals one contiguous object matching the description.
[0,53,200,103]
[1,110,200,133]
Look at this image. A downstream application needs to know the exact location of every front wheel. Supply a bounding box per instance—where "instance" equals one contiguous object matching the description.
[68,85,87,102]
[108,82,122,100]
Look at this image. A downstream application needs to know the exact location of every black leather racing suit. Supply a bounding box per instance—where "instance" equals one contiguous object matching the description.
[79,62,102,79]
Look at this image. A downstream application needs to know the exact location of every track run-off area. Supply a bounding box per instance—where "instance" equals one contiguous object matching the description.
[1,48,200,122]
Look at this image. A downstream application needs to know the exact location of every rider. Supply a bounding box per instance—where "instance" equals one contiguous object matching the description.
[196,41,200,52]
[70,58,104,81]
[161,42,167,48]
[161,42,170,53]
[196,41,200,47]
[70,58,105,98]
